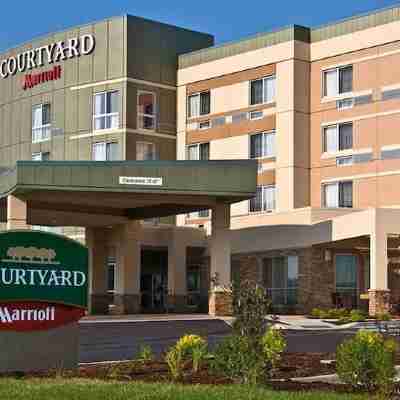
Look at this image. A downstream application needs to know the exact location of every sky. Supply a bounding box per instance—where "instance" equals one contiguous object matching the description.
[0,0,399,52]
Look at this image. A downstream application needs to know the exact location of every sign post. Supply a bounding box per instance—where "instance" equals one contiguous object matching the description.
[0,230,88,372]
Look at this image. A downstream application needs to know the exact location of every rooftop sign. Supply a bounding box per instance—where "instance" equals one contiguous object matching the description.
[0,34,95,79]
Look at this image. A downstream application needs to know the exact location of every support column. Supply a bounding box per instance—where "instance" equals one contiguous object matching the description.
[369,226,390,316]
[113,221,142,314]
[86,227,109,315]
[209,202,232,316]
[168,230,187,312]
[7,195,27,230]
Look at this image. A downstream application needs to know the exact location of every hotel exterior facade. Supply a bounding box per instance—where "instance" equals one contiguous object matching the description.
[3,6,400,316]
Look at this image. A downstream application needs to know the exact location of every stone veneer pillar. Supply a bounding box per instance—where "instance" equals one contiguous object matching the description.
[368,290,390,316]
[86,227,110,315]
[209,202,232,316]
[7,195,28,230]
[113,221,142,314]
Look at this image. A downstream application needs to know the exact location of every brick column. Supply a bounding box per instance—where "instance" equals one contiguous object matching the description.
[209,202,232,316]
[86,227,110,315]
[7,195,28,230]
[369,226,390,316]
[113,221,141,314]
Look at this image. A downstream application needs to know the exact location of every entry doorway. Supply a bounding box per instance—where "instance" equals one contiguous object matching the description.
[140,248,168,313]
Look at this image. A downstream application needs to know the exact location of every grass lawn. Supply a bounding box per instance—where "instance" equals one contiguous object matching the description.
[0,379,366,400]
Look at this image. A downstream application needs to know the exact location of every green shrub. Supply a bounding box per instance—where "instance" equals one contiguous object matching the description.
[310,308,322,318]
[376,312,392,321]
[348,310,367,322]
[165,347,183,381]
[336,330,397,393]
[261,328,286,369]
[175,334,207,373]
[136,344,154,363]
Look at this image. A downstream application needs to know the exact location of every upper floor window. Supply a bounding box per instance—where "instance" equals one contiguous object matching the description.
[323,181,353,208]
[32,103,51,143]
[250,185,276,213]
[250,75,276,105]
[323,123,353,153]
[188,91,210,118]
[136,141,157,160]
[93,91,119,130]
[323,65,353,98]
[187,142,210,160]
[250,131,275,159]
[137,91,156,130]
[32,152,50,161]
[92,142,119,161]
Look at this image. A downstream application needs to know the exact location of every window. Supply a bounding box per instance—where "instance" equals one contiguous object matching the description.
[137,91,156,130]
[335,254,357,296]
[187,142,210,161]
[323,65,353,97]
[32,103,51,143]
[250,75,276,105]
[249,185,276,213]
[187,265,201,307]
[249,110,263,120]
[263,256,298,306]
[32,152,50,161]
[336,156,353,166]
[188,91,210,118]
[93,91,119,130]
[92,142,119,161]
[250,131,275,158]
[136,142,157,160]
[323,181,353,208]
[107,256,116,293]
[337,98,354,110]
[323,123,353,153]
[199,120,210,130]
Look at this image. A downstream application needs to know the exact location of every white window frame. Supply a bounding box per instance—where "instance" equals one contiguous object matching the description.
[92,141,119,161]
[136,141,157,161]
[249,110,264,120]
[32,152,50,161]
[249,185,276,213]
[249,130,276,159]
[187,91,210,119]
[322,122,353,154]
[32,103,51,143]
[199,120,211,130]
[93,90,120,131]
[336,156,353,166]
[322,65,353,98]
[250,75,276,106]
[322,181,353,208]
[186,142,210,161]
[137,90,157,132]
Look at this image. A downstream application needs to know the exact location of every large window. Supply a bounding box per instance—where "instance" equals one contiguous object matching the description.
[323,65,353,98]
[93,91,119,130]
[250,131,275,158]
[250,75,276,105]
[335,254,357,295]
[187,91,210,118]
[92,142,119,161]
[323,123,353,153]
[136,141,157,160]
[107,256,116,293]
[249,185,276,213]
[187,265,201,307]
[323,181,353,208]
[187,142,210,160]
[263,256,298,306]
[137,91,156,130]
[32,103,51,143]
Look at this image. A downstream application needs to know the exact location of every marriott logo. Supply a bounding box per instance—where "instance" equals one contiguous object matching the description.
[0,306,55,323]
[22,65,61,90]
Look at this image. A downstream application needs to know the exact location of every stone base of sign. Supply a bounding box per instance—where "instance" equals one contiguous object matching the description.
[209,290,233,316]
[0,322,79,372]
[369,289,391,316]
[90,294,110,315]
[113,294,141,314]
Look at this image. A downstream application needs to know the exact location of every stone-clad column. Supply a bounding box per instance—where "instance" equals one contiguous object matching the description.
[7,195,28,230]
[209,202,232,316]
[86,227,109,315]
[113,221,142,314]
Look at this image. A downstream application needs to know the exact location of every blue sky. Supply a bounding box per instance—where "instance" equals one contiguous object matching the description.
[0,0,399,52]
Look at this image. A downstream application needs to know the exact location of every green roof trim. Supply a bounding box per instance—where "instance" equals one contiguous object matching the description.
[0,160,257,200]
[178,5,400,69]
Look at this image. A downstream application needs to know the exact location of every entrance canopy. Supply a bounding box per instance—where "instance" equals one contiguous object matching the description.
[0,160,257,227]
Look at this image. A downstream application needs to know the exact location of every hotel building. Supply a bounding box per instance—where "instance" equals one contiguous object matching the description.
[3,6,400,315]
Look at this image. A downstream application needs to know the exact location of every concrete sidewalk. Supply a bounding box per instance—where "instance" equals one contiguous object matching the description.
[80,314,220,324]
